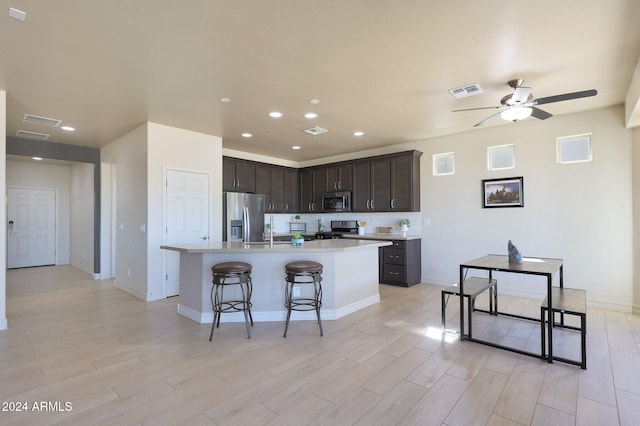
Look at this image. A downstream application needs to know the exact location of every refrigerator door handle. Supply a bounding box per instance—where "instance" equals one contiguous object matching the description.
[243,206,250,242]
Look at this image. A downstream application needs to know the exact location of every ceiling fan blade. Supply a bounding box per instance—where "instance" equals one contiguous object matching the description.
[473,111,502,127]
[512,87,532,104]
[533,89,597,105]
[452,106,502,112]
[530,107,553,120]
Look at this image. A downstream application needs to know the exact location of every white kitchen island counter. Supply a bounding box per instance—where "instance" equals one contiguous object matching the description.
[161,239,391,324]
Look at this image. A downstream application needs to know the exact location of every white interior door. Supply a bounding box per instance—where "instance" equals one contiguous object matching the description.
[164,169,210,297]
[7,187,57,269]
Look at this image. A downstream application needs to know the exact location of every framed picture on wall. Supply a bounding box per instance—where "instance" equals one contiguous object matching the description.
[482,177,524,208]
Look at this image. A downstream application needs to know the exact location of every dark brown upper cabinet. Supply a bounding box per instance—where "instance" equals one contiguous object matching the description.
[324,163,353,192]
[351,150,421,212]
[223,157,256,193]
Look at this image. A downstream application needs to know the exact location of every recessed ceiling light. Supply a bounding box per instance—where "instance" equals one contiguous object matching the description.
[309,99,320,105]
[241,133,252,138]
[33,157,42,161]
[304,112,318,119]
[292,146,301,150]
[220,97,231,103]
[60,125,75,132]
[353,131,365,136]
[269,111,283,118]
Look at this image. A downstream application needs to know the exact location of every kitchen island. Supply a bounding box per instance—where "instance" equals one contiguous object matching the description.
[161,239,392,324]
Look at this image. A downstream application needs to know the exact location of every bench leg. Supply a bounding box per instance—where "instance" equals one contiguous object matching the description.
[441,291,446,331]
[540,306,546,360]
[493,285,498,315]
[467,295,473,338]
[581,313,587,369]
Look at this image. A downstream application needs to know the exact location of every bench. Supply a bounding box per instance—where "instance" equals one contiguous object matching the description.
[442,276,497,337]
[540,287,587,369]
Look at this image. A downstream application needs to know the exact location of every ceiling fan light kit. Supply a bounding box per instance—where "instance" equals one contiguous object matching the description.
[453,79,597,127]
[501,106,532,122]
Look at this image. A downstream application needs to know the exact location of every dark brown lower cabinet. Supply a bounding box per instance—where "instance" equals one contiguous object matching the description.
[379,239,421,287]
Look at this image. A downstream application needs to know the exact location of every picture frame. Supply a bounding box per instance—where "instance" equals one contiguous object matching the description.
[482,176,524,208]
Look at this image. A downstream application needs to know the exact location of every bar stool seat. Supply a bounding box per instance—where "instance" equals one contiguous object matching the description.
[210,261,253,340]
[283,260,323,337]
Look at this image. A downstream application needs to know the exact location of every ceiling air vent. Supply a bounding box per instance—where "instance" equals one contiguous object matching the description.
[449,83,484,99]
[303,127,328,136]
[23,113,62,127]
[16,130,50,140]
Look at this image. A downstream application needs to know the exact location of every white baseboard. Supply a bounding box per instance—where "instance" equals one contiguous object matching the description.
[114,280,148,301]
[70,261,93,276]
[93,272,112,280]
[177,294,381,324]
[0,316,7,330]
[334,294,380,319]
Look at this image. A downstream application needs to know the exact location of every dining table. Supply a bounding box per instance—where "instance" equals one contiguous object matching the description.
[458,254,564,362]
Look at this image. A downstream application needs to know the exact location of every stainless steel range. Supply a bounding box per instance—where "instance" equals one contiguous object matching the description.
[315,220,358,239]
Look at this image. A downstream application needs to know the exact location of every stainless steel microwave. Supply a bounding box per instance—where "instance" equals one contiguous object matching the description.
[322,191,351,212]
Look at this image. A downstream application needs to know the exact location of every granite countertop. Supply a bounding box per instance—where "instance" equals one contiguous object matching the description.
[342,233,422,241]
[161,238,391,254]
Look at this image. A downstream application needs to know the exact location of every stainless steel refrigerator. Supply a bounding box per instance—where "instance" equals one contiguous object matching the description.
[223,192,266,242]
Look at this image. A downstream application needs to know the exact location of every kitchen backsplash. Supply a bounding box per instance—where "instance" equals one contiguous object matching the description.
[265,212,423,236]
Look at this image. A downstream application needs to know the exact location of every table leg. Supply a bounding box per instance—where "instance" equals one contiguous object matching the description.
[547,274,553,363]
[459,265,465,340]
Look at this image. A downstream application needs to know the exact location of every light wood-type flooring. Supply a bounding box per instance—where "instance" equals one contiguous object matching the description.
[1,265,640,425]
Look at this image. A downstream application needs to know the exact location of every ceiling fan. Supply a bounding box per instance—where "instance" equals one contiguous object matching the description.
[453,79,597,127]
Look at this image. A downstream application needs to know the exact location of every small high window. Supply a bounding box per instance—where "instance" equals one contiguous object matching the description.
[433,152,455,176]
[557,134,592,164]
[487,144,515,170]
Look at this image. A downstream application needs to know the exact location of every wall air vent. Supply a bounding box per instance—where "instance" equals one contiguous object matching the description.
[449,83,484,99]
[303,127,328,135]
[16,130,50,140]
[23,114,62,127]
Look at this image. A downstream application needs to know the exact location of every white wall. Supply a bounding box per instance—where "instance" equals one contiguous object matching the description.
[6,159,71,264]
[147,122,223,299]
[101,124,149,300]
[69,162,95,274]
[0,90,6,330]
[632,127,640,313]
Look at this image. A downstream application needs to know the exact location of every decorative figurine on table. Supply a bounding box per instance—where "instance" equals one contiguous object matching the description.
[508,240,523,264]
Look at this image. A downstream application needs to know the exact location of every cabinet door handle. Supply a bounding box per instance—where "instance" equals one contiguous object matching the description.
[337,180,341,190]
[389,255,400,259]
[236,178,240,188]
[391,198,395,208]
[284,203,288,211]
[371,200,374,209]
[366,200,370,209]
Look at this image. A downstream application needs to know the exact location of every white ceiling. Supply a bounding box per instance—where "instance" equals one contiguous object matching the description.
[1,0,640,162]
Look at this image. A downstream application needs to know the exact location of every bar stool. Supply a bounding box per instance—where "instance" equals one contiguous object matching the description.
[210,261,253,340]
[283,260,323,337]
